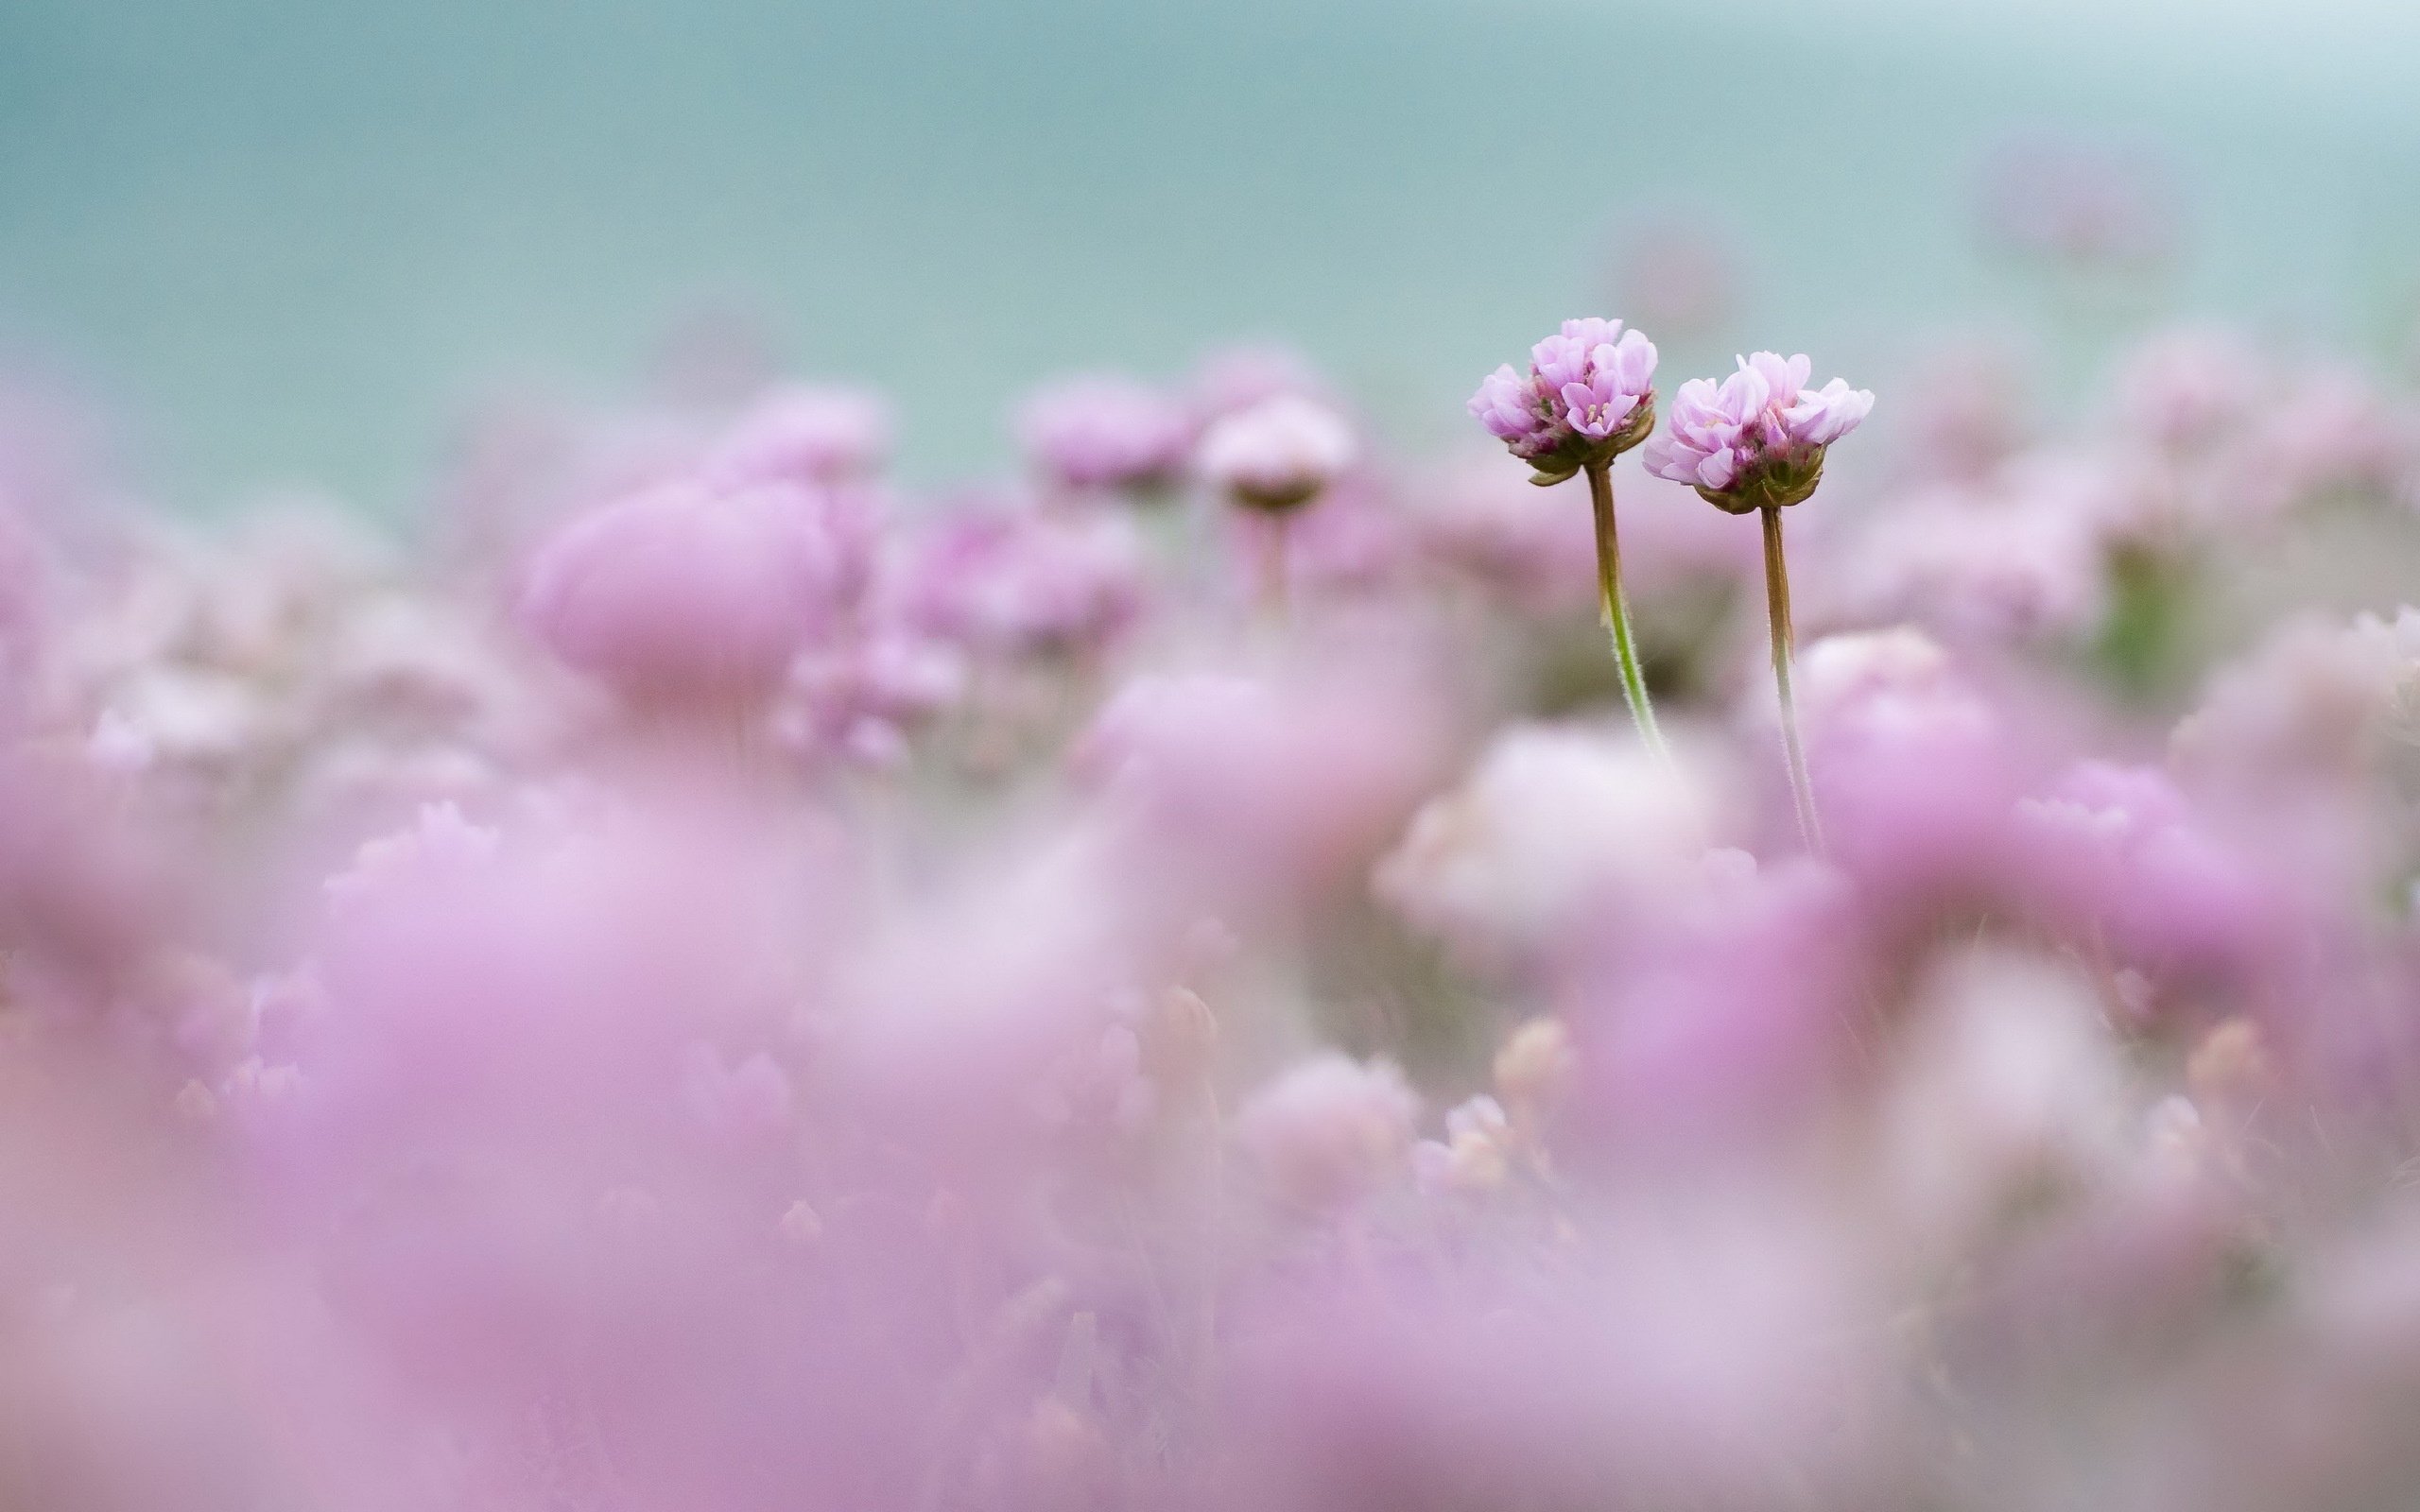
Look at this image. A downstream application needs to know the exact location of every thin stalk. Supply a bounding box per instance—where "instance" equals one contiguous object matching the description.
[1760,503,1824,855]
[1583,460,1666,758]
[1258,515,1290,625]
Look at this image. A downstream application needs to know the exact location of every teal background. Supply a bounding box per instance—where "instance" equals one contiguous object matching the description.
[2,0,2415,512]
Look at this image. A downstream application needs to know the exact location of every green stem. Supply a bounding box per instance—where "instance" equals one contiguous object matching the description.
[1583,460,1666,758]
[1258,515,1290,626]
[1760,503,1824,855]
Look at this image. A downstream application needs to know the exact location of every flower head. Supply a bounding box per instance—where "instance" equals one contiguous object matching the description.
[706,384,894,488]
[517,477,855,707]
[1468,318,1659,484]
[1643,352,1874,512]
[1195,394,1359,512]
[1016,374,1196,493]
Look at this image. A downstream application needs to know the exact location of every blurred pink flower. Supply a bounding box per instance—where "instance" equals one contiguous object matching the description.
[704,382,895,488]
[1197,393,1359,511]
[1016,373,1196,492]
[897,493,1147,660]
[517,476,859,708]
[1236,1052,1418,1211]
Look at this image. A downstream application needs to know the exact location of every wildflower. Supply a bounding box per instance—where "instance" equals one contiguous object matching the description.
[1016,373,1196,493]
[706,383,894,488]
[1236,1052,1418,1211]
[1375,723,1732,970]
[1196,393,1360,611]
[517,476,856,708]
[1641,352,1872,513]
[1469,319,1665,751]
[1645,352,1872,850]
[1194,393,1358,513]
[1467,318,1659,486]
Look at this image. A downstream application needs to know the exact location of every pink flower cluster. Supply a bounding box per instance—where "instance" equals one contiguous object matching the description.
[1469,318,1659,481]
[3,313,2420,1512]
[1642,351,1876,509]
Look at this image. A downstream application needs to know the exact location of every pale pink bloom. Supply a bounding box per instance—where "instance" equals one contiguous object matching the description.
[1229,470,1412,597]
[1572,856,1867,1155]
[1838,478,2105,645]
[705,382,895,486]
[1879,947,2134,1253]
[1642,352,1873,509]
[1784,627,2030,892]
[1074,661,1447,916]
[0,499,45,695]
[781,624,967,769]
[1412,1094,1514,1196]
[87,663,273,780]
[1375,723,1736,970]
[2171,609,2420,784]
[1016,373,1195,491]
[1467,318,1658,480]
[1412,455,1601,607]
[823,826,1150,1152]
[517,477,856,706]
[2117,325,2274,452]
[1196,393,1359,510]
[1894,339,2033,482]
[1236,1052,1419,1211]
[679,1043,795,1144]
[2014,761,2274,996]
[2226,364,2419,517]
[898,495,1147,659]
[1187,342,1333,419]
[1234,1202,1882,1512]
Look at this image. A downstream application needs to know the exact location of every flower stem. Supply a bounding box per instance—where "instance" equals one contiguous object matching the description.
[1583,460,1666,758]
[1760,503,1824,855]
[1258,515,1290,626]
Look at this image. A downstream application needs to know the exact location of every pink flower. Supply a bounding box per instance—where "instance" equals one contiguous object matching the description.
[897,495,1147,659]
[517,477,856,707]
[1375,723,1737,971]
[1642,352,1873,511]
[1467,318,1659,482]
[1837,475,2106,646]
[1016,373,1196,492]
[705,383,894,487]
[1195,393,1359,511]
[2116,326,2273,452]
[1236,1052,1419,1211]
[2014,762,2275,996]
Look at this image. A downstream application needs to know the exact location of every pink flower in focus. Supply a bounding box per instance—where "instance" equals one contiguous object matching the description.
[1643,352,1873,512]
[1468,318,1658,483]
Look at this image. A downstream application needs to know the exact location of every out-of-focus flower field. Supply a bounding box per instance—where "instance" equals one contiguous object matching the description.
[11,165,2420,1508]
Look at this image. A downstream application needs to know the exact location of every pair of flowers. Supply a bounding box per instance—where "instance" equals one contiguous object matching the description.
[1469,320,1874,850]
[1470,319,1873,508]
